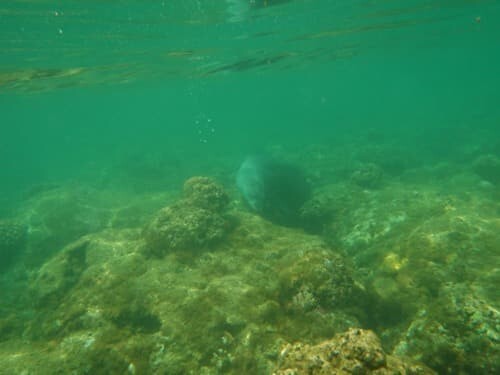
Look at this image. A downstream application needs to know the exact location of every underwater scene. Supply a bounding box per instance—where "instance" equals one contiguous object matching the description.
[1,0,499,374]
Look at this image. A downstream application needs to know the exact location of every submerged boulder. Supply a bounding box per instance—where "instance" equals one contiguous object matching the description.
[143,177,231,257]
[183,176,230,212]
[143,204,228,257]
[274,328,435,374]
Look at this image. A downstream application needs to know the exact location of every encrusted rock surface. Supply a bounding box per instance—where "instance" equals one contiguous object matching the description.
[274,328,435,374]
[143,176,232,256]
[183,176,230,212]
[1,205,366,374]
[393,283,500,374]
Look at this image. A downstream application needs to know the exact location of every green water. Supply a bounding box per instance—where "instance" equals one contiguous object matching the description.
[1,1,499,374]
[2,0,498,197]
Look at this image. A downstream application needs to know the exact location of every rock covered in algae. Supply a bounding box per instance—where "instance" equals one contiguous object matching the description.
[143,204,228,256]
[0,219,27,270]
[274,328,435,375]
[31,238,89,307]
[393,283,500,374]
[183,176,230,212]
[278,249,362,313]
[143,176,231,256]
[315,178,500,372]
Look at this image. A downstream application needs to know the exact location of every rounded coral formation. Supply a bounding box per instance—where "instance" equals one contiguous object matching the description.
[183,176,230,212]
[143,177,231,257]
[143,204,228,257]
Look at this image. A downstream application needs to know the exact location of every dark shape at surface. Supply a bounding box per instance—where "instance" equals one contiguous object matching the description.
[236,155,311,226]
[206,54,288,75]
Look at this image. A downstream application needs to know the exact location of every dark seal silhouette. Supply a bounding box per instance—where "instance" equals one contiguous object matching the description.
[236,155,311,226]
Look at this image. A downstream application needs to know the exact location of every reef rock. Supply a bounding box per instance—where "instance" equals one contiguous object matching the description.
[274,328,435,374]
[182,176,230,212]
[143,176,231,257]
[393,283,500,374]
[278,249,362,314]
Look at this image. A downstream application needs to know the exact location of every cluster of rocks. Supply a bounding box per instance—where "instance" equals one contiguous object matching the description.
[1,163,497,374]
